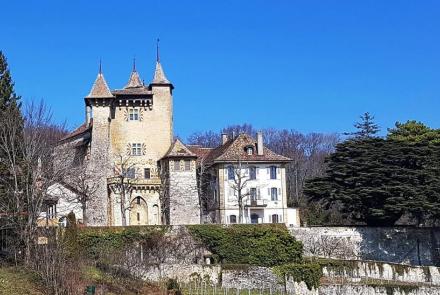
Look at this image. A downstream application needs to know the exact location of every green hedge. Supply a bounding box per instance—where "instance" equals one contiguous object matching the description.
[273,263,322,290]
[71,226,166,260]
[187,224,303,267]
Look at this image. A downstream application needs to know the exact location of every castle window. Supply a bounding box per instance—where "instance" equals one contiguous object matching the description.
[137,212,140,221]
[184,160,191,171]
[131,143,142,156]
[271,214,279,223]
[124,168,135,179]
[144,168,151,179]
[247,147,253,155]
[229,215,237,224]
[174,160,180,171]
[129,108,139,121]
[249,166,256,180]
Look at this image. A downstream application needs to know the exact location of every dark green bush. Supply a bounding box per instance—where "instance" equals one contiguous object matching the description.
[187,224,303,267]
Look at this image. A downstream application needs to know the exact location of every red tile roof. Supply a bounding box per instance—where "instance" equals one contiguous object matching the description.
[163,139,197,158]
[189,133,291,165]
[59,121,92,142]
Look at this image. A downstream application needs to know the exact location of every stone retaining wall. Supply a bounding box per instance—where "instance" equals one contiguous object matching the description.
[290,227,440,266]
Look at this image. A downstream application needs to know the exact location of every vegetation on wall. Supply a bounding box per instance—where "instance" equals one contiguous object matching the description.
[188,224,303,267]
[72,226,167,260]
[272,263,322,290]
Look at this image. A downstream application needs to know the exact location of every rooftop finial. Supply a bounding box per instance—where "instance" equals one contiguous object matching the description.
[99,59,102,74]
[156,38,160,63]
[133,56,136,72]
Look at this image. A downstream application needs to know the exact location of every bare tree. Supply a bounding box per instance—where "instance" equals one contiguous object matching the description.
[108,153,137,226]
[0,100,67,262]
[228,159,252,224]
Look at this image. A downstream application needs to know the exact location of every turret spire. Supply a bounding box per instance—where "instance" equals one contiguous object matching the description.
[152,39,171,85]
[87,60,113,98]
[125,58,143,88]
[156,38,160,63]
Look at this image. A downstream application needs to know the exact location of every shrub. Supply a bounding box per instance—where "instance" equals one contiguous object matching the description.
[72,226,166,262]
[187,224,303,267]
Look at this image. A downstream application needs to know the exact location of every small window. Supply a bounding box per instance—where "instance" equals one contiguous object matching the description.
[249,166,256,180]
[270,166,277,179]
[271,187,278,201]
[124,167,135,178]
[227,166,235,180]
[174,160,180,171]
[136,197,141,205]
[137,212,140,221]
[271,214,279,223]
[184,160,191,171]
[247,147,253,155]
[229,215,237,224]
[129,109,139,121]
[131,143,142,156]
[144,168,151,179]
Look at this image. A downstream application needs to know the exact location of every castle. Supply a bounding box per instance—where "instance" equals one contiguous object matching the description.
[45,50,299,227]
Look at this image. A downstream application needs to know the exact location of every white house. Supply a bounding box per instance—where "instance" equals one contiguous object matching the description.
[190,132,300,226]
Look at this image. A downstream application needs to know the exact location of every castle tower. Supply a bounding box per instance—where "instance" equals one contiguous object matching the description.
[160,139,201,225]
[85,65,114,226]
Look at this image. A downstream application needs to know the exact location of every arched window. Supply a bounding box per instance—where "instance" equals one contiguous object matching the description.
[229,215,237,224]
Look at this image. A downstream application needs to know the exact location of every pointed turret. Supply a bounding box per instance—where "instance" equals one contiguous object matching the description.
[86,63,113,98]
[150,39,173,87]
[125,58,143,88]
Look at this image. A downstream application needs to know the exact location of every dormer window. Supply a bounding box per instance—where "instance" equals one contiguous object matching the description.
[245,145,254,155]
[129,108,139,121]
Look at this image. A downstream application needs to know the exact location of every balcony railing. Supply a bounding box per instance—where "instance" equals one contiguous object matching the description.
[244,199,267,207]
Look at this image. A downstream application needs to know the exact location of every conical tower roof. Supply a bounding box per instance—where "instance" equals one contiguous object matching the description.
[86,71,113,98]
[152,61,170,84]
[125,69,143,88]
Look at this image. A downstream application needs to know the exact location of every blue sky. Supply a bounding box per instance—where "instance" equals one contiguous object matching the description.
[2,1,439,139]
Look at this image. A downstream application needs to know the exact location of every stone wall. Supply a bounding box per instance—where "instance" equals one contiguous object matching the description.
[167,159,200,225]
[290,227,440,266]
[322,261,440,285]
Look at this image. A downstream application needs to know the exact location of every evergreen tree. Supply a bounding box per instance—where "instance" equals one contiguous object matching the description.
[304,138,440,226]
[388,120,440,143]
[0,51,22,221]
[349,112,380,138]
[0,51,21,110]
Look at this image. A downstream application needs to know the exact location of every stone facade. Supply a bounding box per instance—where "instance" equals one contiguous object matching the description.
[50,56,200,226]
[161,139,201,225]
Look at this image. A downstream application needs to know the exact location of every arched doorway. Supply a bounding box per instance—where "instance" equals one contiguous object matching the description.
[130,196,148,225]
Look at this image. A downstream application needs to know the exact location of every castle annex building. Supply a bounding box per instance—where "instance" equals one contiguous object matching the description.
[45,52,298,227]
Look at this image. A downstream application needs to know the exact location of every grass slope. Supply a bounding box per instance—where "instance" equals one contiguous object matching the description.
[0,267,44,295]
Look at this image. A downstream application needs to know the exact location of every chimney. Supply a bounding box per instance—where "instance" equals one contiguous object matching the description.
[222,133,228,145]
[257,131,264,155]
